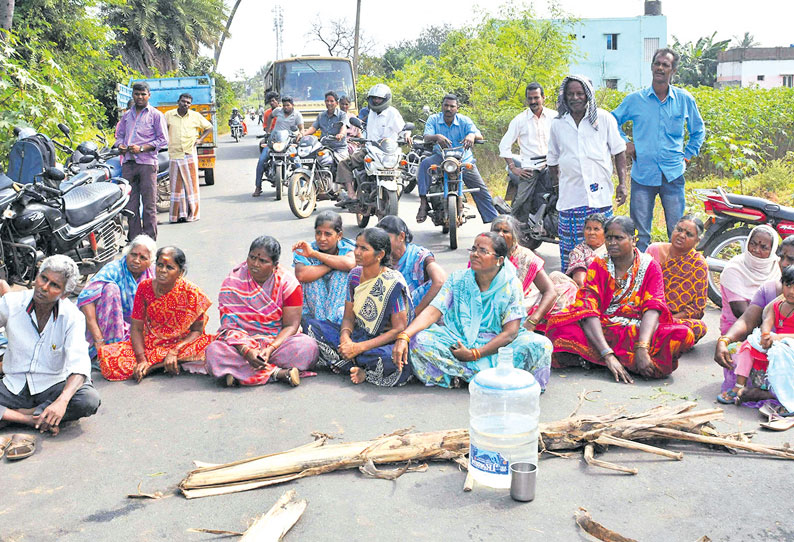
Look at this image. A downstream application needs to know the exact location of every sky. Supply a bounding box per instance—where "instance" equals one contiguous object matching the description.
[216,0,794,79]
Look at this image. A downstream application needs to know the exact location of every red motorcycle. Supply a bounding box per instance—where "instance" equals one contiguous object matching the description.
[695,186,794,306]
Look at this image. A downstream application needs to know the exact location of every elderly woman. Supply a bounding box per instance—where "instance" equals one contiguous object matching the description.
[200,236,319,387]
[77,235,156,360]
[394,232,553,390]
[305,228,413,387]
[490,215,556,330]
[564,212,608,287]
[546,216,694,383]
[646,215,709,343]
[98,246,214,382]
[377,215,446,315]
[719,224,780,335]
[292,211,356,325]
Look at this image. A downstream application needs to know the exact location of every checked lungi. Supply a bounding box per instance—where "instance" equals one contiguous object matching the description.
[558,205,612,271]
[169,153,201,223]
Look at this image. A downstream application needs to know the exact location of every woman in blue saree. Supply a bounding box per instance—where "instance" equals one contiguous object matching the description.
[393,232,552,389]
[305,228,414,387]
[377,215,446,315]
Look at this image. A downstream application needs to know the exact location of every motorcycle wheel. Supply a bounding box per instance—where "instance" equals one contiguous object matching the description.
[287,173,316,219]
[702,226,750,308]
[356,212,370,228]
[404,179,417,194]
[519,237,543,251]
[382,190,398,218]
[274,167,283,201]
[233,130,239,143]
[203,168,215,186]
[156,176,170,213]
[448,195,458,250]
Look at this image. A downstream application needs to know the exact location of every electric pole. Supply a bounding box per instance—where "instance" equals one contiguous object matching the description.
[353,0,361,77]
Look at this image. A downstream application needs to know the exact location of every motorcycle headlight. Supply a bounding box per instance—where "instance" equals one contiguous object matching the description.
[298,146,311,157]
[382,156,399,169]
[273,141,287,152]
[442,159,458,173]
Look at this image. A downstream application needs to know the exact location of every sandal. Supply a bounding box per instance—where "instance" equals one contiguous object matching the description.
[6,434,36,461]
[225,374,238,388]
[716,388,739,405]
[760,417,794,431]
[416,205,429,224]
[274,367,300,387]
[0,435,11,460]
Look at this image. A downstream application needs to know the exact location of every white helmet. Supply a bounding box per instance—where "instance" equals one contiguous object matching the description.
[367,83,392,114]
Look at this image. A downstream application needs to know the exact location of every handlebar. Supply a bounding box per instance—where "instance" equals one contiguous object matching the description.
[34,183,61,197]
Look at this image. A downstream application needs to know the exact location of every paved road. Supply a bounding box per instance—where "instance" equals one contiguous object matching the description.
[2,130,792,542]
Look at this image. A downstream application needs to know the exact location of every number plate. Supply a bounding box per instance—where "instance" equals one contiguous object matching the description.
[300,159,315,164]
[198,157,214,169]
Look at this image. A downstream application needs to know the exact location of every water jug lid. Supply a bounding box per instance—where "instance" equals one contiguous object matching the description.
[472,364,539,390]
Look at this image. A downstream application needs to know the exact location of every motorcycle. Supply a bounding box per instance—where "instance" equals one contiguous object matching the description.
[694,186,794,307]
[230,119,244,142]
[425,142,484,250]
[0,165,131,286]
[257,129,299,201]
[400,134,433,195]
[346,118,414,227]
[287,135,341,219]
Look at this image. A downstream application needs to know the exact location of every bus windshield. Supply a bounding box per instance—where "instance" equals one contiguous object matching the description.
[274,59,355,102]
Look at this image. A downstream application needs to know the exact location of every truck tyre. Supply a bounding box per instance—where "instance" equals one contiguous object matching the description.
[203,168,215,186]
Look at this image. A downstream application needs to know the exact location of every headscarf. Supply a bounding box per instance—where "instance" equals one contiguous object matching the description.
[720,224,781,300]
[556,74,599,130]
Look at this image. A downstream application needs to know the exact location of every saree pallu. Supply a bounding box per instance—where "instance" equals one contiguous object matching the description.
[294,238,354,324]
[201,263,318,386]
[397,243,434,309]
[98,278,214,381]
[169,153,201,223]
[410,264,552,389]
[77,259,154,359]
[547,252,694,377]
[510,245,544,312]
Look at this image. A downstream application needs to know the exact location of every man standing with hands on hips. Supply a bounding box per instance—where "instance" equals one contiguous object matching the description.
[612,48,705,251]
[115,82,168,240]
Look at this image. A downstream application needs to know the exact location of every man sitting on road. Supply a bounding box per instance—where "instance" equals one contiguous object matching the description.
[415,94,498,225]
[253,96,305,197]
[0,255,100,460]
[498,82,556,222]
[336,84,407,207]
[302,90,349,163]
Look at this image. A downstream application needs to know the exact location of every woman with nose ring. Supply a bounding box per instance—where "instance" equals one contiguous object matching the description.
[394,232,552,390]
[546,216,694,383]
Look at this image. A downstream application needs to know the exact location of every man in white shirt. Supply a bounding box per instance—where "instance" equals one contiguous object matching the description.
[547,75,627,270]
[0,255,99,441]
[336,83,407,207]
[498,82,556,222]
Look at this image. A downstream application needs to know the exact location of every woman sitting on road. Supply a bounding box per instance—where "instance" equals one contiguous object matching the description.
[200,236,319,387]
[98,246,215,382]
[377,215,446,315]
[305,228,414,387]
[718,224,780,335]
[490,215,556,330]
[394,232,553,390]
[546,216,694,383]
[646,215,709,344]
[292,211,356,325]
[77,235,156,361]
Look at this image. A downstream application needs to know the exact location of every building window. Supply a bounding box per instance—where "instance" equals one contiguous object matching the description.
[606,34,618,50]
[757,75,765,81]
[783,75,794,87]
[644,38,660,62]
[604,79,618,89]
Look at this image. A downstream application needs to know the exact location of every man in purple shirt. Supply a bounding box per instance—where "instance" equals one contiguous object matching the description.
[115,82,168,240]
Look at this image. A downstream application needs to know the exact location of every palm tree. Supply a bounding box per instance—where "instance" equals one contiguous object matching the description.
[105,0,228,75]
[672,32,731,87]
[733,32,759,49]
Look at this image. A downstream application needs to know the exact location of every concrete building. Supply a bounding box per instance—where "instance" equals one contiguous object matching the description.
[568,1,666,91]
[717,47,794,88]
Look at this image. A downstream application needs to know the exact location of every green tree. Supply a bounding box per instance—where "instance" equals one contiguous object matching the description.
[104,0,228,75]
[672,32,731,87]
[381,24,453,75]
[732,32,759,49]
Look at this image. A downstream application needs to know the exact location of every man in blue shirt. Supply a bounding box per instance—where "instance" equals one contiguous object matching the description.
[416,94,497,224]
[612,48,705,251]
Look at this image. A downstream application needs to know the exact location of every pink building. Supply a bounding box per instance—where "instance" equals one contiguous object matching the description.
[717,47,794,89]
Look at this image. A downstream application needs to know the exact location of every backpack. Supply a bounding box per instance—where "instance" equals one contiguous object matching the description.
[7,133,57,185]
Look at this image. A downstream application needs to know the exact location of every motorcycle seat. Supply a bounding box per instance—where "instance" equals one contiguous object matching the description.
[63,182,122,227]
[157,152,170,174]
[726,193,794,220]
[0,187,17,212]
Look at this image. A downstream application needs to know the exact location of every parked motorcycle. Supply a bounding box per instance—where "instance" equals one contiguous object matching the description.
[400,134,433,195]
[0,165,131,286]
[346,118,414,227]
[287,135,342,219]
[425,142,485,250]
[695,186,794,307]
[230,119,244,143]
[258,129,299,201]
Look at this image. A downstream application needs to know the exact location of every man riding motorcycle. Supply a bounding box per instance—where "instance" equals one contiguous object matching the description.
[301,90,349,164]
[229,107,247,136]
[336,83,408,207]
[253,97,304,196]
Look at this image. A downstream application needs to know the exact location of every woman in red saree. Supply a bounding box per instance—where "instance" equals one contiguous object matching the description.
[547,216,694,382]
[645,215,709,344]
[98,247,214,382]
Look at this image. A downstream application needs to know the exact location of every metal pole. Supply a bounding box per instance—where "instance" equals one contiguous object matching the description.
[353,0,361,77]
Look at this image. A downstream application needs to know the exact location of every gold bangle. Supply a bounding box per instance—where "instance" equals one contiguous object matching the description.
[527,317,539,326]
[472,348,481,361]
[397,332,411,343]
[718,336,731,345]
[341,327,353,335]
[634,341,650,351]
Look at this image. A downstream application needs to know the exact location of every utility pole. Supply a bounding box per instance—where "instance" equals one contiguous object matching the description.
[353,0,361,77]
[272,5,284,60]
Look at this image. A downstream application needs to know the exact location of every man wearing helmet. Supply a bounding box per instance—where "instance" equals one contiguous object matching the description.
[336,83,408,206]
[229,107,247,136]
[415,94,498,224]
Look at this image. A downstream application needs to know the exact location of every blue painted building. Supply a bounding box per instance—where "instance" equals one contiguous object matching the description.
[568,1,667,91]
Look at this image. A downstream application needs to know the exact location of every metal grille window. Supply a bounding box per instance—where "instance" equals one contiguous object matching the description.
[644,38,660,62]
[783,75,794,88]
[604,79,618,89]
[606,34,619,50]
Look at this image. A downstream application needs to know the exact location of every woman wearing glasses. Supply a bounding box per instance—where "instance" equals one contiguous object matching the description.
[393,232,552,389]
